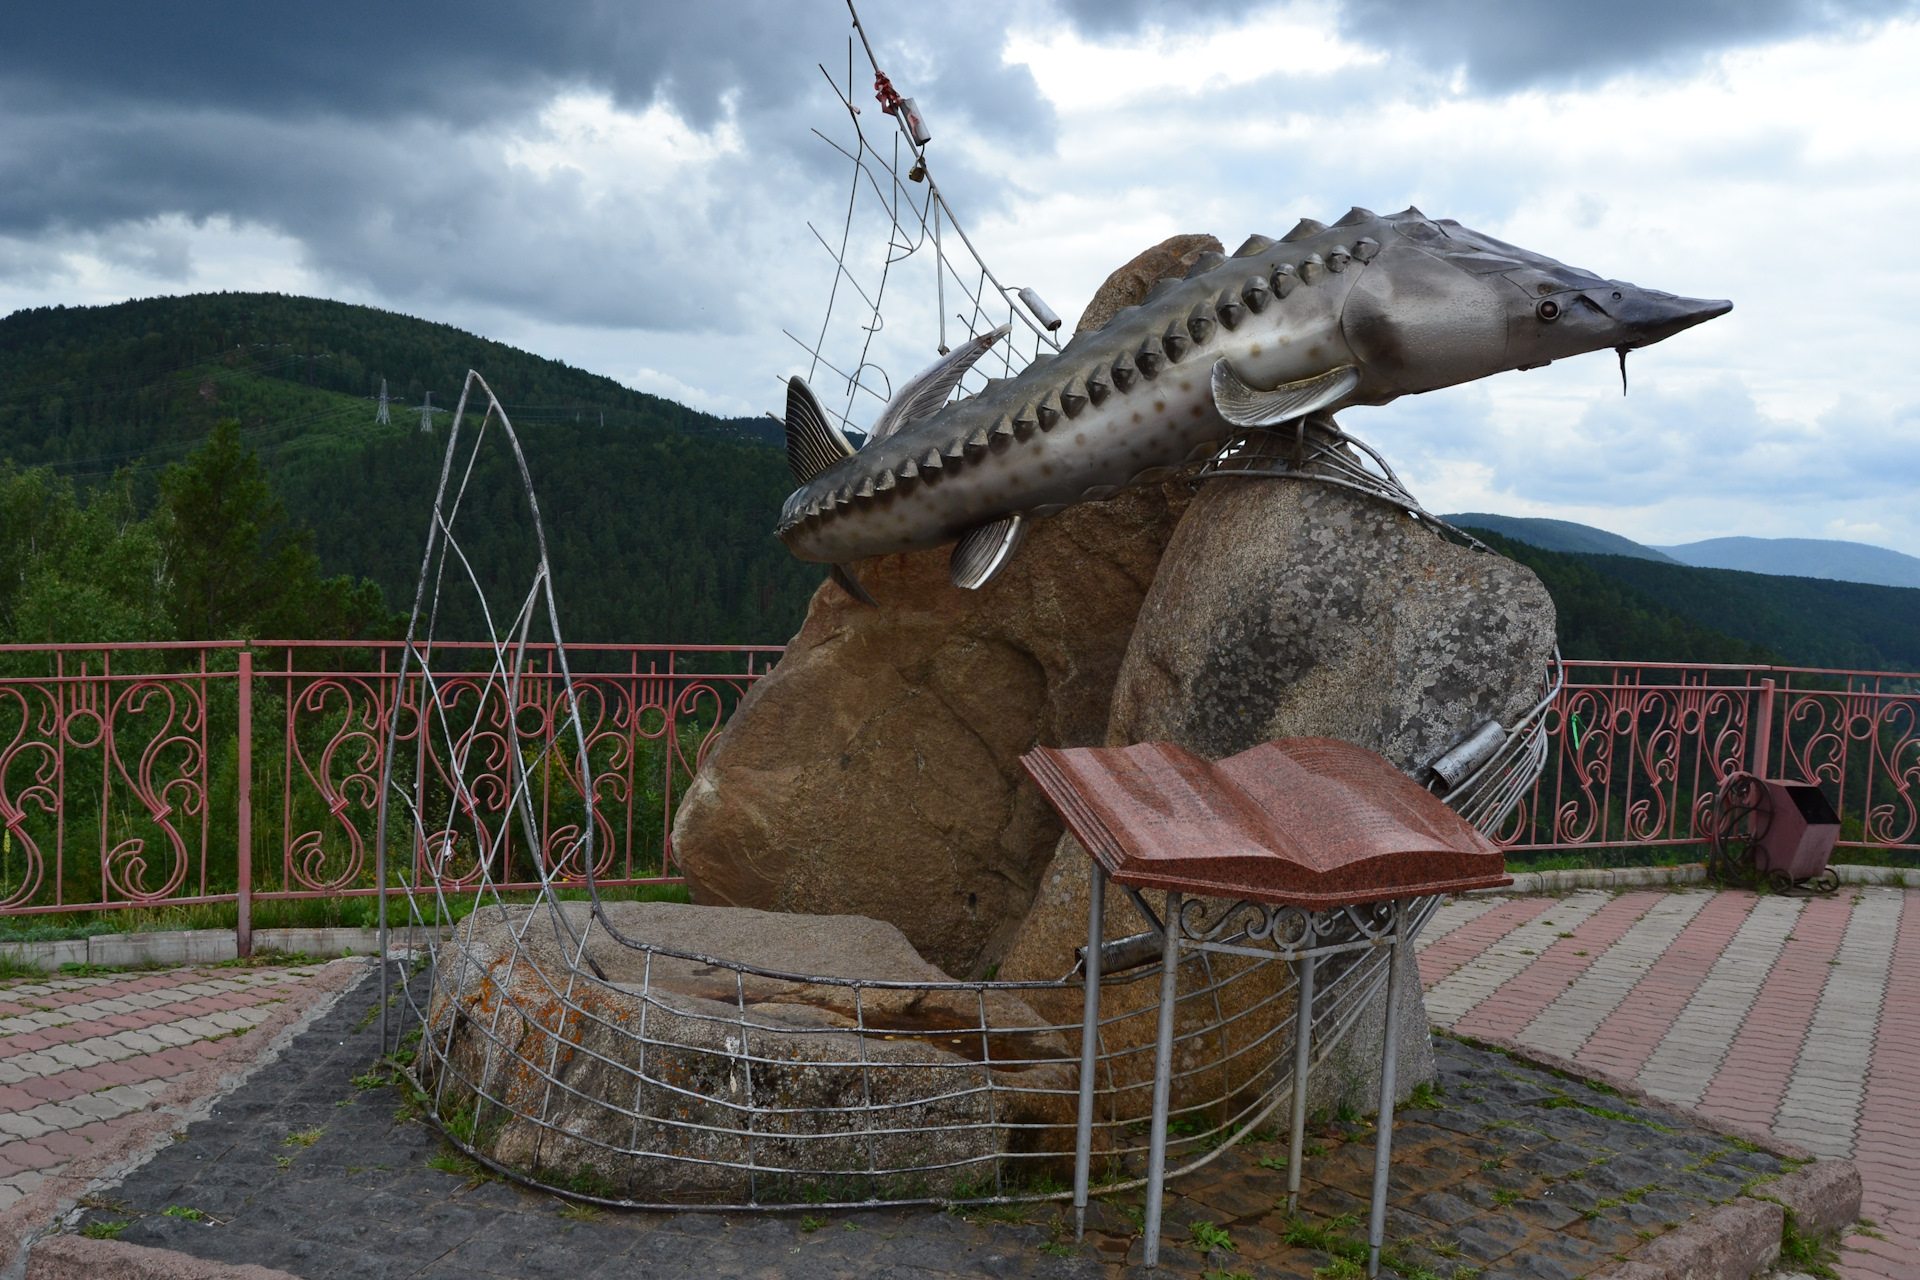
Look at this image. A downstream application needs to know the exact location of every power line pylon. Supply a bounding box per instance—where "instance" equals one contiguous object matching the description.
[375,377,390,425]
[420,390,433,434]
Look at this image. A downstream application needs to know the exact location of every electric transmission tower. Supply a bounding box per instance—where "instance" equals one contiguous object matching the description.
[420,390,433,434]
[375,377,390,425]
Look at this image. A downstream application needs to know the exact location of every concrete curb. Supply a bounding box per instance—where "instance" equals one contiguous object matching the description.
[23,1235,302,1280]
[1450,1032,1861,1280]
[0,958,369,1276]
[1468,861,1920,896]
[1612,1196,1784,1280]
[0,926,443,972]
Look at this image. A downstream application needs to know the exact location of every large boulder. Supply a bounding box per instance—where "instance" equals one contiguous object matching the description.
[423,901,1072,1203]
[672,482,1190,975]
[1108,477,1557,768]
[1001,476,1557,1112]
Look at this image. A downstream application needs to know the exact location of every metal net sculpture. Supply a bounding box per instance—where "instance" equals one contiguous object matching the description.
[367,3,1565,1208]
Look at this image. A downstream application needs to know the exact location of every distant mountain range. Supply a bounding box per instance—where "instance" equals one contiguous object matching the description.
[1443,513,1680,563]
[1654,537,1920,590]
[1444,513,1920,590]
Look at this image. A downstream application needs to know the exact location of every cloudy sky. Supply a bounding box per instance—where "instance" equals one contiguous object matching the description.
[4,1,1917,552]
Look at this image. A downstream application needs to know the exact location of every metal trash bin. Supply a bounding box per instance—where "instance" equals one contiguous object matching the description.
[1709,771,1842,893]
[1755,781,1841,883]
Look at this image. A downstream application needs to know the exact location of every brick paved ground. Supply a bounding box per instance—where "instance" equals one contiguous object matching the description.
[0,961,332,1212]
[1419,885,1917,1280]
[65,966,1773,1280]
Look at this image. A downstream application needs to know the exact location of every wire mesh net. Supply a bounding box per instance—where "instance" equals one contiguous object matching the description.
[784,35,1061,442]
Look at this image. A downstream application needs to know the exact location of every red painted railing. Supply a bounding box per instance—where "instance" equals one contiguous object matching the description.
[1,649,1913,931]
[1501,661,1920,854]
[0,641,780,922]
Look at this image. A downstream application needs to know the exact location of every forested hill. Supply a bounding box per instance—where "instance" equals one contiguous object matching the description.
[1463,528,1920,672]
[0,293,819,644]
[0,292,779,472]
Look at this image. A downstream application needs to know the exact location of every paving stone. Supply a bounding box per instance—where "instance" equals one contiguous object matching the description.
[1407,1191,1478,1225]
[33,966,1783,1280]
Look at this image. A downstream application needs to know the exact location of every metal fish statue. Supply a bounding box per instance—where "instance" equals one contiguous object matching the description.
[777,207,1730,598]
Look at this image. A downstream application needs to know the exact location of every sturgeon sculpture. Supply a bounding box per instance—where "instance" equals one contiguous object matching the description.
[778,207,1729,599]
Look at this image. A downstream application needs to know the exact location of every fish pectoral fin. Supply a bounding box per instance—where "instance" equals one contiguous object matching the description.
[868,324,1013,446]
[1210,359,1359,428]
[949,514,1027,591]
[786,376,857,485]
[829,563,878,607]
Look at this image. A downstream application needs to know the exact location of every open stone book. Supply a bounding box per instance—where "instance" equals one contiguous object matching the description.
[1022,736,1512,907]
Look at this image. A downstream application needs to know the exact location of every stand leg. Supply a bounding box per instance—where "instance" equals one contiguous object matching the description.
[1288,951,1316,1215]
[1142,890,1182,1270]
[1368,903,1406,1279]
[1074,864,1106,1242]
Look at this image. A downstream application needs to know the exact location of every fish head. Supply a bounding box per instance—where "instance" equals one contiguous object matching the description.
[1341,211,1731,399]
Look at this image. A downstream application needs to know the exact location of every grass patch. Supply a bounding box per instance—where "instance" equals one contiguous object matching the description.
[1190,1221,1234,1253]
[161,1205,207,1221]
[1491,1188,1521,1205]
[281,1127,324,1148]
[1280,1212,1366,1265]
[799,1214,827,1233]
[1407,1080,1444,1110]
[1775,1210,1841,1279]
[557,1202,602,1223]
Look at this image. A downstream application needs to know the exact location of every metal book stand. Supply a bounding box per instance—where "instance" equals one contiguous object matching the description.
[1063,671,1562,1273]
[1072,873,1429,1275]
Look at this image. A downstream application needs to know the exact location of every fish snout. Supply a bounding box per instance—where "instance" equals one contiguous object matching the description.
[1589,284,1732,348]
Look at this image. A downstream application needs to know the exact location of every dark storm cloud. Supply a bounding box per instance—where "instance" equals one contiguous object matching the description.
[0,2,1051,137]
[1336,0,1918,89]
[3,0,1914,335]
[0,0,1056,334]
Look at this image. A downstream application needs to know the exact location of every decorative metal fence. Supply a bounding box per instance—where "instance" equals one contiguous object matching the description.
[2,651,1916,932]
[0,640,780,925]
[1498,662,1920,856]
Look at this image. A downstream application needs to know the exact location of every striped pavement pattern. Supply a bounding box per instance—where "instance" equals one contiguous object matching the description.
[1418,886,1918,1280]
[0,963,327,1211]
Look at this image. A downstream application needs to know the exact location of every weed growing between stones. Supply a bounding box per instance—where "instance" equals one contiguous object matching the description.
[1190,1220,1234,1253]
[79,1219,130,1240]
[557,1202,603,1223]
[281,1127,324,1148]
[1775,1209,1842,1279]
[799,1214,827,1232]
[1407,1080,1445,1109]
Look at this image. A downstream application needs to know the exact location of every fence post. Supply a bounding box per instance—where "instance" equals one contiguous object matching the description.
[237,649,253,957]
[1752,678,1775,781]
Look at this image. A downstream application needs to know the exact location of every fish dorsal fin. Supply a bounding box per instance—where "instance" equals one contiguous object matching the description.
[950,514,1027,590]
[868,324,1011,446]
[1210,359,1359,428]
[785,376,856,485]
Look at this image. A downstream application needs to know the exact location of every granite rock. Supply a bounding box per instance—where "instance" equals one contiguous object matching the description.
[424,901,1072,1200]
[671,483,1190,975]
[1107,476,1557,773]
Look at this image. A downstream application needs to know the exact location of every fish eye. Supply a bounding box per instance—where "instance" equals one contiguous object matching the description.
[1536,298,1561,322]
